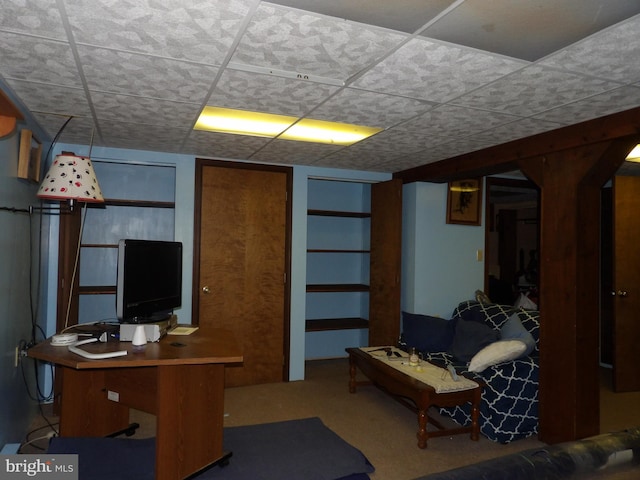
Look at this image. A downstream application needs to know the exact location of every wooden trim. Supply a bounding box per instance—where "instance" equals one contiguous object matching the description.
[394,105,640,184]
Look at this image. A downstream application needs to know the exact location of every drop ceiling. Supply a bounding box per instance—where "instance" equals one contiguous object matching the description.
[1,0,639,173]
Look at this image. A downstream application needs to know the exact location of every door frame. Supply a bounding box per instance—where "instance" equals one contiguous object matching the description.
[192,158,293,381]
[483,177,539,297]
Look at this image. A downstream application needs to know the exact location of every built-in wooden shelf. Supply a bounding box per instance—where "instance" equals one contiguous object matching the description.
[78,285,116,295]
[305,318,369,332]
[306,283,369,293]
[307,249,369,253]
[307,209,370,218]
[87,198,175,209]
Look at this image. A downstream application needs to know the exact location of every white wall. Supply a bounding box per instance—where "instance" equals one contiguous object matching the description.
[402,182,485,319]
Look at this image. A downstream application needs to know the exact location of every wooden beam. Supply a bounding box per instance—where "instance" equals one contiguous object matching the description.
[394,106,640,184]
[517,139,631,444]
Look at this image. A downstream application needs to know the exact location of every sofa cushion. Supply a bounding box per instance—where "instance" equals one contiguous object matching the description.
[500,313,535,357]
[449,319,499,363]
[468,340,527,373]
[401,312,456,353]
[453,300,540,353]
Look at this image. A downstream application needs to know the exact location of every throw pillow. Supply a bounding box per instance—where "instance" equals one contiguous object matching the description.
[449,319,499,363]
[401,312,455,353]
[500,313,536,356]
[468,340,528,373]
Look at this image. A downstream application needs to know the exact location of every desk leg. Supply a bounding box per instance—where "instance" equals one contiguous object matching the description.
[155,364,226,480]
[59,368,129,437]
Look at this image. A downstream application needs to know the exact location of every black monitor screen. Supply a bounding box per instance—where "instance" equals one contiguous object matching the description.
[116,239,182,323]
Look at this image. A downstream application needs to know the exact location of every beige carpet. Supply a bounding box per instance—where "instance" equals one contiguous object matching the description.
[24,360,640,479]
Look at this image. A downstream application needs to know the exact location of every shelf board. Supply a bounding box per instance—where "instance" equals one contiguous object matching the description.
[305,318,369,331]
[307,249,369,253]
[306,283,369,293]
[87,198,175,209]
[308,209,370,218]
[81,244,118,249]
[78,285,116,295]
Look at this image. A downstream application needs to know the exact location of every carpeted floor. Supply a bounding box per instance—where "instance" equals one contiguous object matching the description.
[48,417,374,480]
[23,360,640,480]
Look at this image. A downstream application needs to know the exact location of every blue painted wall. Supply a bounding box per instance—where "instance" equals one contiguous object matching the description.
[0,129,47,447]
[402,182,485,319]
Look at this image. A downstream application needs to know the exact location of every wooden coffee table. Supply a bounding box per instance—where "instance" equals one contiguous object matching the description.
[346,347,482,449]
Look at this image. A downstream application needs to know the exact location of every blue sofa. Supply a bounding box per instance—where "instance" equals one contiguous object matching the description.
[401,300,540,444]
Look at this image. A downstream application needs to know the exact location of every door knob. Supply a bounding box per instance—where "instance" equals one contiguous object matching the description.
[202,286,210,294]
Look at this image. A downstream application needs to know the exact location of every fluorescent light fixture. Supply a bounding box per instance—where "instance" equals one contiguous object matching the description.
[194,106,382,146]
[626,144,640,162]
[280,118,382,146]
[195,106,297,138]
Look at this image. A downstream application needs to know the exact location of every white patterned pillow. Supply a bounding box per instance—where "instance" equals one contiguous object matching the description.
[468,340,527,373]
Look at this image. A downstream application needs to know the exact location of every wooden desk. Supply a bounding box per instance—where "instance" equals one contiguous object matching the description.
[28,329,243,480]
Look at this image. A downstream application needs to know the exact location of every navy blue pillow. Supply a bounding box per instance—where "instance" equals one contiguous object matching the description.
[401,312,456,353]
[449,319,500,363]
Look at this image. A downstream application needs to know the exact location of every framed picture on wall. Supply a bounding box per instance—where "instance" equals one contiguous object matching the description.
[446,179,482,226]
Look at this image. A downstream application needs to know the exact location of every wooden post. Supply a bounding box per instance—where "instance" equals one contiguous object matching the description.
[519,138,635,443]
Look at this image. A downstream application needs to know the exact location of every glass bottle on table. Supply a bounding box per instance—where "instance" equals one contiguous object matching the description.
[409,347,419,366]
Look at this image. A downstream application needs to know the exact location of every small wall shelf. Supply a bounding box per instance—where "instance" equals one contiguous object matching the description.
[305,318,369,332]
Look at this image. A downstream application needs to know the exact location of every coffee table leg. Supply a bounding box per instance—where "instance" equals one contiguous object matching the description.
[470,388,481,441]
[348,355,357,394]
[417,409,428,449]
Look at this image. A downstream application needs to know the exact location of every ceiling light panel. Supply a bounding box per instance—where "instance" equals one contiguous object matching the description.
[195,106,297,138]
[280,119,383,146]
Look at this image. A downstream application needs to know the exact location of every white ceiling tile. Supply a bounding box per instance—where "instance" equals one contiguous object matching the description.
[350,128,448,155]
[533,86,640,125]
[352,38,526,103]
[183,131,271,160]
[402,104,520,138]
[267,0,458,34]
[251,138,342,165]
[33,113,96,145]
[310,89,435,128]
[65,0,253,64]
[78,46,219,103]
[0,0,67,40]
[91,92,201,127]
[454,65,624,117]
[539,15,640,83]
[0,32,81,86]
[231,3,408,81]
[6,81,91,117]
[421,0,640,61]
[97,121,189,153]
[464,118,564,146]
[207,69,339,117]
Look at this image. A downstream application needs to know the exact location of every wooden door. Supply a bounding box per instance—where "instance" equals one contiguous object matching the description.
[193,160,291,387]
[368,178,402,346]
[612,175,640,392]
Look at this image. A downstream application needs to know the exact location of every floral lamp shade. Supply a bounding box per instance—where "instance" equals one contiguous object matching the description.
[37,153,104,203]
